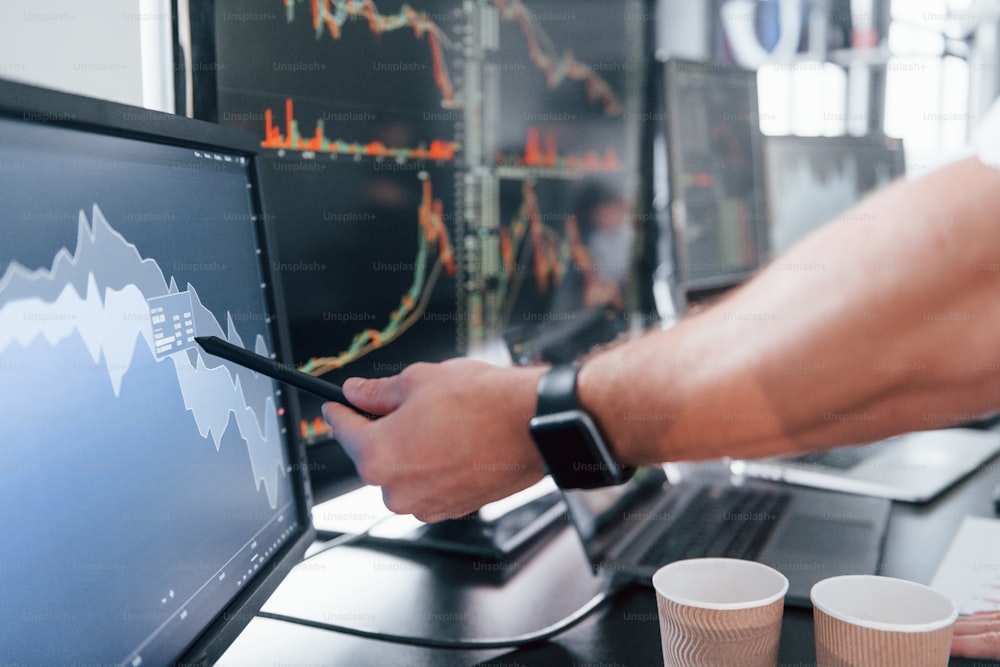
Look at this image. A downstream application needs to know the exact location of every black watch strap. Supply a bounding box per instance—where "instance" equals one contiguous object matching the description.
[536,363,580,414]
[530,364,634,489]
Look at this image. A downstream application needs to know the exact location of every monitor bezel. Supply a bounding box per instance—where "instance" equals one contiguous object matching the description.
[0,77,316,666]
[661,58,770,301]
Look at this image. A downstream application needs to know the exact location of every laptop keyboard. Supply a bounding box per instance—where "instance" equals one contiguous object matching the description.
[639,484,791,566]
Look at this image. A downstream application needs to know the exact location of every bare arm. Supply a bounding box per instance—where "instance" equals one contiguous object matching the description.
[324,155,1000,518]
[582,155,1000,466]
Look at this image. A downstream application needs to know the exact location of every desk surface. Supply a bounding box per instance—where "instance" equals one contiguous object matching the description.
[218,459,1000,667]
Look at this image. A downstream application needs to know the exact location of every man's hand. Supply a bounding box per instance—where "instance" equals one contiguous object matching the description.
[322,359,548,522]
[952,610,1000,659]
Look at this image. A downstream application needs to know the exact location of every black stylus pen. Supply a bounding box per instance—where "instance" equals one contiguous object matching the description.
[195,335,371,417]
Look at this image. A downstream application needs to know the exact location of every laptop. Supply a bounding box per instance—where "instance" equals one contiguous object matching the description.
[561,464,891,607]
[734,428,1000,503]
[0,79,314,665]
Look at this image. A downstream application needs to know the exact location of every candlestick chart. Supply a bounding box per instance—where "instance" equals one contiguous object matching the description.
[261,97,461,162]
[257,158,460,443]
[488,0,634,181]
[298,172,455,377]
[492,177,613,331]
[215,0,466,162]
[494,0,624,116]
[208,0,648,446]
[282,0,460,109]
[495,125,622,174]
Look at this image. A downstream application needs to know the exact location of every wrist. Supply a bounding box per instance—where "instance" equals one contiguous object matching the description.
[576,348,644,468]
[510,364,550,474]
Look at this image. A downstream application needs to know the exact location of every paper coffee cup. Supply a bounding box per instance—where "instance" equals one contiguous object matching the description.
[811,575,958,667]
[652,558,788,667]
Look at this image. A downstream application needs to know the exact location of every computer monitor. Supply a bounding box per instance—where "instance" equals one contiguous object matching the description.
[763,134,906,254]
[198,0,651,477]
[0,79,314,665]
[661,59,769,303]
[203,1,468,460]
[487,0,647,364]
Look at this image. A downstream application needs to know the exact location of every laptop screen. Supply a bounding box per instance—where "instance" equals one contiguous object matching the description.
[0,82,312,665]
[763,134,906,254]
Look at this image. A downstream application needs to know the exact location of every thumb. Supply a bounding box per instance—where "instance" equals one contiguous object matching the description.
[342,375,407,416]
[321,401,376,462]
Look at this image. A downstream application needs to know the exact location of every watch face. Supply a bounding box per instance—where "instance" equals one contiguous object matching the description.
[530,410,625,487]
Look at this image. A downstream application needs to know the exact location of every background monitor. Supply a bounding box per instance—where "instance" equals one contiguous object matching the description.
[0,80,313,666]
[195,0,653,497]
[763,133,906,254]
[661,59,770,303]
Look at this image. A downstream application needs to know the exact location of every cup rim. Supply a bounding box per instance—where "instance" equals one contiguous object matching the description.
[810,575,958,633]
[652,557,789,611]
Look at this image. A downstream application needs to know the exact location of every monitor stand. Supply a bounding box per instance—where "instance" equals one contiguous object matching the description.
[310,480,567,560]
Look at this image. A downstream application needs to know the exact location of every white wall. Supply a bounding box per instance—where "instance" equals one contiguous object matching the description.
[657,0,712,60]
[0,0,173,111]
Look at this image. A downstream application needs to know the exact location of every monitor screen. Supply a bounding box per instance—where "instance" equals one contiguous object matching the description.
[487,0,644,362]
[763,134,906,254]
[662,59,769,298]
[0,83,311,665]
[207,0,649,449]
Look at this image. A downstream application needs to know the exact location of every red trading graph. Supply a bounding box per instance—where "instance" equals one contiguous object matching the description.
[499,179,592,299]
[281,0,459,109]
[301,414,333,441]
[495,0,624,117]
[497,179,625,328]
[262,98,460,161]
[298,173,454,375]
[496,126,621,172]
[297,173,454,441]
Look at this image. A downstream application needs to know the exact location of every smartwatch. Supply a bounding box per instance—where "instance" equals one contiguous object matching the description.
[528,364,635,489]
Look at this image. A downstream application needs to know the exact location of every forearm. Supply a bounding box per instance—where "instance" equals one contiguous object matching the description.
[326,156,1000,520]
[578,156,1000,465]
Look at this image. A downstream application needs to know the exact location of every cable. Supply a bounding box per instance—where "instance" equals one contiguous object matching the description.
[300,515,396,560]
[274,517,625,649]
